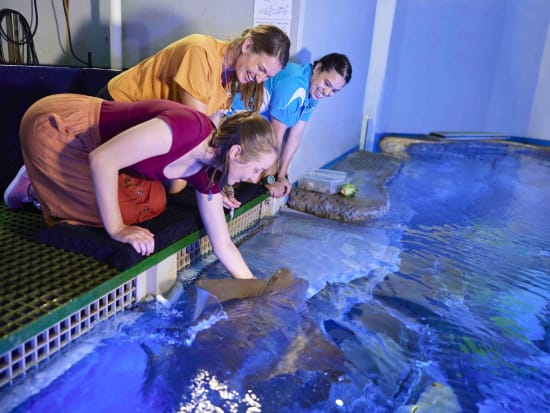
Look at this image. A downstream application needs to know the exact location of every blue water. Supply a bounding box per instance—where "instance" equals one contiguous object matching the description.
[2,146,550,412]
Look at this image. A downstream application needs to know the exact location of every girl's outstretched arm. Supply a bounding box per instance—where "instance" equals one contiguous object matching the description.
[195,190,255,279]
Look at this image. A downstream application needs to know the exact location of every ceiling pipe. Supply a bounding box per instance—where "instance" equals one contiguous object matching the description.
[109,0,122,70]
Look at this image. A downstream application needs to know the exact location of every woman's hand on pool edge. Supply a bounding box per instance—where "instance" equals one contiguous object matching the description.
[110,225,156,256]
[266,178,291,198]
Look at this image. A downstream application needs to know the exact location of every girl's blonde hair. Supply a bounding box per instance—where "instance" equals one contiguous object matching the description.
[208,111,279,188]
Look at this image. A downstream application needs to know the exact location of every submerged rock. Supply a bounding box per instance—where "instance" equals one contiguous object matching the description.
[288,187,388,223]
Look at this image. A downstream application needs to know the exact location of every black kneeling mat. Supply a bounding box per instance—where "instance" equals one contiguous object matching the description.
[34,183,266,270]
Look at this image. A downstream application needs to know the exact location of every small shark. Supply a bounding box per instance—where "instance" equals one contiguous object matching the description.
[192,267,296,319]
[307,275,464,410]
[137,271,361,412]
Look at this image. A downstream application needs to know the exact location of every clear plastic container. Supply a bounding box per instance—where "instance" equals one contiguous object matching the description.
[297,169,347,194]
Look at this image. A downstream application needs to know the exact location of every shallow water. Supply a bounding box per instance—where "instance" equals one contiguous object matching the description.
[2,147,550,413]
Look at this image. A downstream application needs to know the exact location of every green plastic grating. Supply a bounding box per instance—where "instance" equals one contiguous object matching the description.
[0,205,120,345]
[0,279,136,387]
[333,150,402,172]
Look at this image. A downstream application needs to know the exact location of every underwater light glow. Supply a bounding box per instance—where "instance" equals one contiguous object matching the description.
[177,369,261,413]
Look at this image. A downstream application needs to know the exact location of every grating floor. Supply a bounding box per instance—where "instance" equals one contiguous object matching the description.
[0,205,119,344]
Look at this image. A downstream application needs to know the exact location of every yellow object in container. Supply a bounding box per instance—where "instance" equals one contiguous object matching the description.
[297,169,347,194]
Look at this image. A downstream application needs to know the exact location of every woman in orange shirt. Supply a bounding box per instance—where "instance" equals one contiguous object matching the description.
[98,25,290,124]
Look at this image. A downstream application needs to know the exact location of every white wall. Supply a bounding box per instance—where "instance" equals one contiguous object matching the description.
[0,0,111,66]
[115,0,255,67]
[378,0,550,142]
[380,0,506,134]
[0,0,313,68]
[485,0,550,137]
[528,9,550,139]
[0,0,256,67]
[288,0,375,179]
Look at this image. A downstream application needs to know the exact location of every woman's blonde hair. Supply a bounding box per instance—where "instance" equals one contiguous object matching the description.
[229,25,290,112]
[208,111,279,188]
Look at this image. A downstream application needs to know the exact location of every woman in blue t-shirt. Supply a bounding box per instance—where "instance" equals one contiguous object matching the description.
[229,53,352,198]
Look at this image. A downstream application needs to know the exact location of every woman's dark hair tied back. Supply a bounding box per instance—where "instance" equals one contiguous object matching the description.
[315,53,352,84]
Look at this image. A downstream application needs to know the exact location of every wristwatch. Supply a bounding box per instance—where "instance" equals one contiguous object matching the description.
[265,175,276,185]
